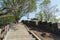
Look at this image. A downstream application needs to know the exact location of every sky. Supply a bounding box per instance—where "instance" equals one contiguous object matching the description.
[20,0,41,21]
[20,0,60,21]
[51,0,60,18]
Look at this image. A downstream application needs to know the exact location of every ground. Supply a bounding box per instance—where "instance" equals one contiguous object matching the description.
[28,27,60,40]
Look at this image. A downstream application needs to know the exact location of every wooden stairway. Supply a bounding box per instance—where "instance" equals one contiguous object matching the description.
[3,23,35,40]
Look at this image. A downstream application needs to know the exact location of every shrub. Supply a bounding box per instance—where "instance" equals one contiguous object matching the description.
[0,16,15,24]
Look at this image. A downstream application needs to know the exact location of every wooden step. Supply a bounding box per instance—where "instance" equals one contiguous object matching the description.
[3,23,35,40]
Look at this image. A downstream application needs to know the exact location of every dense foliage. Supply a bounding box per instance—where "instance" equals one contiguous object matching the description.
[0,0,36,23]
[36,0,59,23]
[0,16,15,24]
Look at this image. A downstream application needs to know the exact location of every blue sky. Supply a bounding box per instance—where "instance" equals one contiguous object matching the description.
[20,0,60,21]
[51,0,60,18]
[20,0,41,21]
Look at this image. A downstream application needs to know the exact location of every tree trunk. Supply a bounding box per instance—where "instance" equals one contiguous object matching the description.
[14,15,19,23]
[13,11,19,24]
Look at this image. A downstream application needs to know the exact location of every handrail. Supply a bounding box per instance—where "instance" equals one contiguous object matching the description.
[24,24,41,40]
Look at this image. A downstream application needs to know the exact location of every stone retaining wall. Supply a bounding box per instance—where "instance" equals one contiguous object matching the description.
[22,20,60,35]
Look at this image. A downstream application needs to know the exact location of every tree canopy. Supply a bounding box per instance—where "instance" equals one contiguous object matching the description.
[36,0,59,23]
[0,0,37,23]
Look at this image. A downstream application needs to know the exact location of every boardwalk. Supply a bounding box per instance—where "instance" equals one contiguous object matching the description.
[3,23,35,40]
